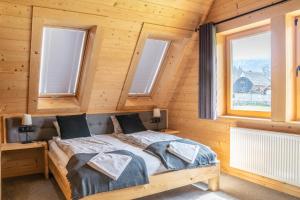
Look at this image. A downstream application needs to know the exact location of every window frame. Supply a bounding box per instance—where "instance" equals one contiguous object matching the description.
[117,23,192,110]
[296,17,300,121]
[38,26,88,98]
[28,7,104,114]
[128,37,171,97]
[226,25,271,118]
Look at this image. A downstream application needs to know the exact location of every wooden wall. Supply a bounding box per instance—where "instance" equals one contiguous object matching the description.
[206,0,284,23]
[168,0,300,197]
[0,2,30,113]
[0,0,214,115]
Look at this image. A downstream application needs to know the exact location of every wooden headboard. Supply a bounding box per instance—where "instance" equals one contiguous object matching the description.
[3,110,167,143]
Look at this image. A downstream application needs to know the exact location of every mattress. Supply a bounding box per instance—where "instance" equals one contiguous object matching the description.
[48,134,167,176]
[49,139,69,167]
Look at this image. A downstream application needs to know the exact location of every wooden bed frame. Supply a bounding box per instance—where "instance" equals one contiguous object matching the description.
[48,152,220,200]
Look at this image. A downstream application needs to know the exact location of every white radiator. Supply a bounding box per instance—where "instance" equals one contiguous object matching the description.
[230,127,300,187]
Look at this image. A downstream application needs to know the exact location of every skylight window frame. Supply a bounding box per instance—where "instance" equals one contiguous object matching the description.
[28,7,104,114]
[38,26,88,98]
[117,23,192,110]
[128,37,171,97]
[226,25,271,118]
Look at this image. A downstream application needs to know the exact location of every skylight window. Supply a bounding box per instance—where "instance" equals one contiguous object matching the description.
[129,38,170,95]
[39,27,86,96]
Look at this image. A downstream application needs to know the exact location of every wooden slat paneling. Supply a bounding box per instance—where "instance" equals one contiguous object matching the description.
[1,0,214,30]
[207,0,283,22]
[0,0,212,115]
[0,2,31,115]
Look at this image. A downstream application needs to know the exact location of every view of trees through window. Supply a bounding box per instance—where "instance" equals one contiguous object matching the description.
[230,31,271,112]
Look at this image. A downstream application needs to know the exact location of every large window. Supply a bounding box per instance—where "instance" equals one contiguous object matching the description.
[129,38,170,96]
[227,27,271,117]
[39,27,87,97]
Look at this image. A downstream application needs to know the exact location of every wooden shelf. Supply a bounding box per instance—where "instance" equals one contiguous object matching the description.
[0,141,47,151]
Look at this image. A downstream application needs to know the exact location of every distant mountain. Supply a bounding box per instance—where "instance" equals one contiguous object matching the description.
[233,59,270,74]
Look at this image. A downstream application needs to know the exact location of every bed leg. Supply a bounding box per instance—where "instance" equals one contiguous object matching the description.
[208,175,220,191]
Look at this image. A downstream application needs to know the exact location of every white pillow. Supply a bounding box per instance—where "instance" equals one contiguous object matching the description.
[110,116,123,134]
[53,121,61,137]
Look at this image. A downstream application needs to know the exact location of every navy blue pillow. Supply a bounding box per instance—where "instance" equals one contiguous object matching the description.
[115,113,146,134]
[56,113,91,139]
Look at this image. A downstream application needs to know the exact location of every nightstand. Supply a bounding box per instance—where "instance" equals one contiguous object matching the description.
[160,129,180,135]
[0,141,49,179]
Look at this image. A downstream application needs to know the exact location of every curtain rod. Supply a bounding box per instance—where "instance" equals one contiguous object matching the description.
[196,0,290,31]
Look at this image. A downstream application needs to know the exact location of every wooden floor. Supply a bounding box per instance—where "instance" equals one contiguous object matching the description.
[2,173,298,200]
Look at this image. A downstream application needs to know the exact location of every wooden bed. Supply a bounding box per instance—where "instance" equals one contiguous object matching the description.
[3,113,220,199]
[48,152,220,200]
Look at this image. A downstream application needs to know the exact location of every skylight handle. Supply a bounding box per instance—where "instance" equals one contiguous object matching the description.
[297,65,300,77]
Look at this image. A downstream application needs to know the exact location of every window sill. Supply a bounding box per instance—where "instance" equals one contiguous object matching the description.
[218,115,271,122]
[37,97,81,112]
[122,96,155,110]
[218,115,300,131]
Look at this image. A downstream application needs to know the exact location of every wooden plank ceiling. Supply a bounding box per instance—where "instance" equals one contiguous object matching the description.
[0,0,214,114]
[206,0,284,22]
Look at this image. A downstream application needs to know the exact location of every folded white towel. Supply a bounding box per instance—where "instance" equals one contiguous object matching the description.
[167,142,199,164]
[87,153,132,181]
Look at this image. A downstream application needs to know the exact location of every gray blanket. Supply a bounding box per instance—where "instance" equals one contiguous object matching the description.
[145,139,217,170]
[66,150,149,200]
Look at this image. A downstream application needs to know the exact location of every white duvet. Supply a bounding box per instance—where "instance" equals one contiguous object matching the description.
[114,131,203,164]
[51,134,166,176]
[53,136,117,158]
[53,136,132,180]
[114,130,180,149]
